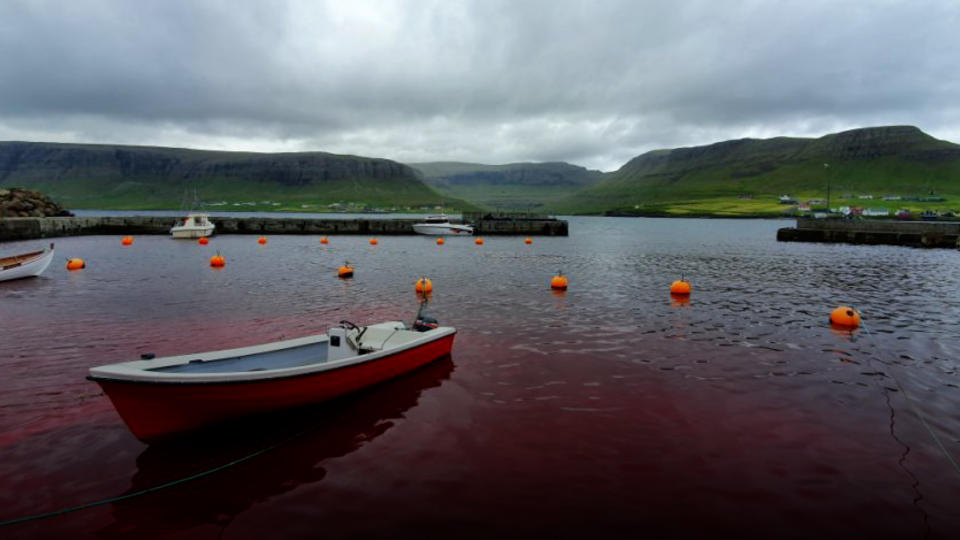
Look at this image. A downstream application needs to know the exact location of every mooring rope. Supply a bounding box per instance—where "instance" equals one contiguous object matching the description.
[0,428,306,528]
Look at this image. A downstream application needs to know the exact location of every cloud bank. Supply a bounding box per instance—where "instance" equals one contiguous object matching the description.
[1,0,958,170]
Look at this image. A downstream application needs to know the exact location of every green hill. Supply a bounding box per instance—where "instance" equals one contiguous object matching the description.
[550,126,960,216]
[412,161,605,210]
[0,141,471,212]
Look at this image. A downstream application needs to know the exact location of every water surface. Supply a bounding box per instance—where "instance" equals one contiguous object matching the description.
[1,217,959,538]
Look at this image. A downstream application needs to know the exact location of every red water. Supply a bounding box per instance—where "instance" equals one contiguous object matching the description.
[2,217,959,538]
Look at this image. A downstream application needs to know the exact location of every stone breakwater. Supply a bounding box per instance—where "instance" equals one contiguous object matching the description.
[778,217,960,248]
[0,216,568,241]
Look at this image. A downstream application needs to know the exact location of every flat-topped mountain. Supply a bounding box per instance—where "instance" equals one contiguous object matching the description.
[551,126,960,215]
[0,141,461,211]
[412,161,605,210]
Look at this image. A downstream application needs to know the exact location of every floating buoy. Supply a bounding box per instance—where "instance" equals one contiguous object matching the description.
[550,271,568,290]
[415,277,433,294]
[121,236,133,246]
[338,262,354,278]
[670,278,691,295]
[66,258,85,271]
[436,238,445,246]
[475,238,484,245]
[210,254,226,268]
[257,237,267,245]
[369,238,378,246]
[830,306,861,329]
[198,237,209,245]
[524,238,533,245]
[321,237,329,245]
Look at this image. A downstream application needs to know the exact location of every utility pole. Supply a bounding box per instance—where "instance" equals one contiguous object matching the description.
[824,163,831,214]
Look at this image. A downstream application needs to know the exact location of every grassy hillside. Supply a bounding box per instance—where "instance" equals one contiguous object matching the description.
[550,126,960,216]
[412,161,605,210]
[0,142,473,212]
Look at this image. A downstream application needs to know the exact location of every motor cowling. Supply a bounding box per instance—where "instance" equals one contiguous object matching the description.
[413,315,439,332]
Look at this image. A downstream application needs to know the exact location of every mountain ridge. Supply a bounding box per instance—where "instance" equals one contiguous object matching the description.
[0,141,465,211]
[550,126,960,215]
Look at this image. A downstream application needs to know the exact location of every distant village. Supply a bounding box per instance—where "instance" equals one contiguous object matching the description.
[201,200,445,213]
[776,193,951,219]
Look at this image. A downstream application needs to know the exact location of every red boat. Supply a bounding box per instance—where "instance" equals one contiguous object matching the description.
[88,320,456,442]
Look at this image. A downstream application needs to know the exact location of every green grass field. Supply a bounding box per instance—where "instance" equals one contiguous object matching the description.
[14,177,476,212]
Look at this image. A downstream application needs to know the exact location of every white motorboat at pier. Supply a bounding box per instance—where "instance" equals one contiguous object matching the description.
[412,215,474,236]
[170,213,215,239]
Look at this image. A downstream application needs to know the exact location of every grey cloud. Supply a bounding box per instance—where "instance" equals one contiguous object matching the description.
[1,0,958,171]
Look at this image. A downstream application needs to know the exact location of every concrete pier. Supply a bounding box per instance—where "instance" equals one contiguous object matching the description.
[0,215,569,241]
[778,217,960,248]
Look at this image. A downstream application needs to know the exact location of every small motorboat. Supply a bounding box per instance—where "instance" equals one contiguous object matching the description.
[170,213,215,238]
[88,318,456,442]
[412,215,474,236]
[0,243,55,282]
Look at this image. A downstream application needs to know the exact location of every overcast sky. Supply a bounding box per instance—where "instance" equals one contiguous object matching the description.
[1,0,958,171]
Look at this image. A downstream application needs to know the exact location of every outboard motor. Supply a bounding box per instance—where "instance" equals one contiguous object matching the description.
[413,314,439,332]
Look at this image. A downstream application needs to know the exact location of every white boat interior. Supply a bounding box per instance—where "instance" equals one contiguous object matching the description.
[89,321,456,383]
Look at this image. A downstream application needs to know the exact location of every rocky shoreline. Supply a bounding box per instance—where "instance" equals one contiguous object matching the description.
[0,188,74,218]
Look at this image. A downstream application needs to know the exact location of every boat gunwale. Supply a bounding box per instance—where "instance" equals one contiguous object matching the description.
[88,325,456,385]
[0,249,45,266]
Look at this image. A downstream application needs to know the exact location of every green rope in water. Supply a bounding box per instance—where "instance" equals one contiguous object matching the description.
[0,431,298,528]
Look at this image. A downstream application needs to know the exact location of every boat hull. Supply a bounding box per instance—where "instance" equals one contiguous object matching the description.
[91,333,455,442]
[412,223,474,236]
[170,225,215,239]
[0,246,54,282]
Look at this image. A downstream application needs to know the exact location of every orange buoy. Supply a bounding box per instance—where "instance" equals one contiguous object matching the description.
[524,238,533,245]
[415,277,433,294]
[550,271,568,290]
[66,258,85,271]
[369,238,378,246]
[475,238,484,245]
[830,306,861,329]
[257,237,267,245]
[338,262,354,278]
[121,236,133,246]
[321,237,329,245]
[210,254,226,268]
[198,237,209,245]
[670,278,691,295]
[436,238,445,246]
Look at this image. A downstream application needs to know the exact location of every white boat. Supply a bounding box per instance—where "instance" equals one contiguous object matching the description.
[88,319,456,442]
[0,243,55,282]
[412,215,474,236]
[170,213,215,238]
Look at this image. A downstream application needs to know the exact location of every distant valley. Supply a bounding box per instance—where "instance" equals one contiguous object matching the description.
[411,161,605,210]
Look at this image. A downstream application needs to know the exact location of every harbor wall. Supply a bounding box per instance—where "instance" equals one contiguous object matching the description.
[777,217,960,248]
[0,216,568,241]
